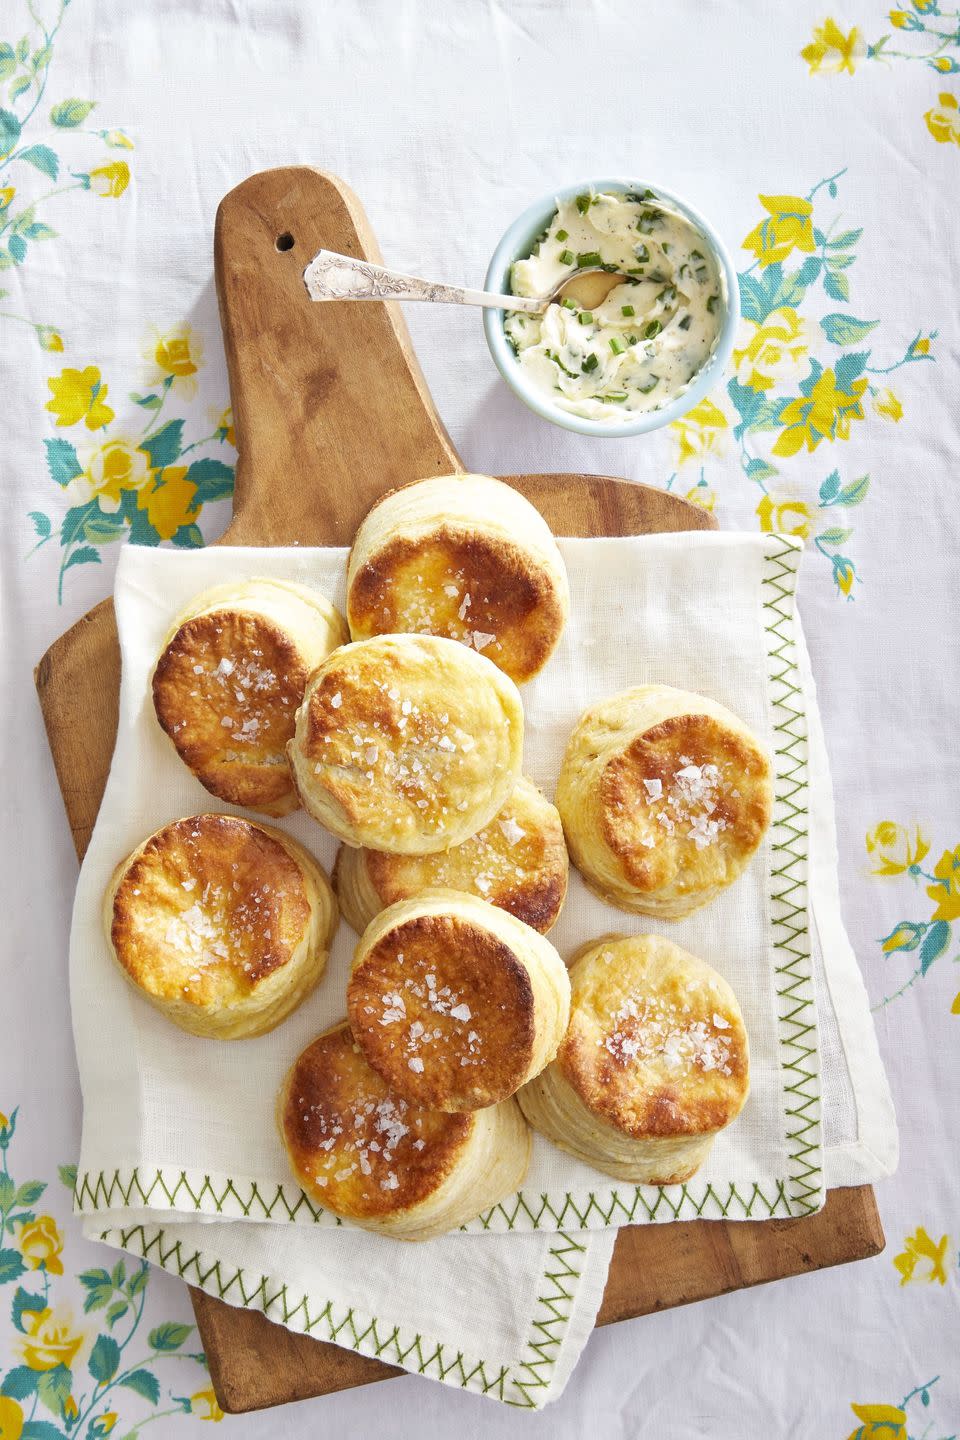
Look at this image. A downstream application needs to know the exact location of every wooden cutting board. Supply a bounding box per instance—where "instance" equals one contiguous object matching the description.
[34,167,883,1414]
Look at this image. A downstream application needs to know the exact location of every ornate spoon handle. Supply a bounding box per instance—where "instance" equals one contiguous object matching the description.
[303,248,542,313]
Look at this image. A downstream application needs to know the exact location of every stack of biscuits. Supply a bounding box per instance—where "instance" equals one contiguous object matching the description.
[104,473,770,1239]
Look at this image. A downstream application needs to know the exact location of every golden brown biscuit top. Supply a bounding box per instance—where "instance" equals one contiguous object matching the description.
[560,936,749,1139]
[153,611,306,784]
[347,914,536,1108]
[281,1024,471,1217]
[297,636,521,846]
[110,815,310,1007]
[600,714,772,893]
[348,526,564,683]
[364,779,567,932]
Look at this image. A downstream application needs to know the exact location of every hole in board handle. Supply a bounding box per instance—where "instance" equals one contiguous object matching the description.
[275,232,295,252]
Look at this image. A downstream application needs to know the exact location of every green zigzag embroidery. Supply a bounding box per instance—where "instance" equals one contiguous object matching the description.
[102,1222,587,1408]
[77,534,823,1234]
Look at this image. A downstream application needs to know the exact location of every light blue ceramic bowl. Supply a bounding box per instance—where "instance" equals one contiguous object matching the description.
[483,178,739,439]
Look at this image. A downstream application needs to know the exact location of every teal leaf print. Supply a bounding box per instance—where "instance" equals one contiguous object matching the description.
[0,1174,13,1210]
[83,508,126,545]
[819,470,841,503]
[141,419,184,469]
[106,1299,129,1327]
[88,1333,121,1383]
[1,1365,39,1398]
[11,1285,45,1331]
[43,439,82,488]
[835,475,870,506]
[78,1266,114,1312]
[919,921,950,974]
[21,1420,68,1439]
[15,1181,45,1206]
[820,313,879,345]
[186,457,234,503]
[0,1248,25,1284]
[818,527,852,546]
[49,97,96,127]
[25,508,49,540]
[62,545,100,573]
[130,391,162,410]
[834,350,868,389]
[120,1369,161,1404]
[824,268,849,302]
[149,1322,193,1352]
[0,43,16,79]
[0,107,22,156]
[8,234,27,264]
[20,144,59,179]
[36,1362,72,1414]
[171,522,204,549]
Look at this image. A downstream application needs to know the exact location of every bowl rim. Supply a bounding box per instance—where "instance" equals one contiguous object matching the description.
[482,176,740,439]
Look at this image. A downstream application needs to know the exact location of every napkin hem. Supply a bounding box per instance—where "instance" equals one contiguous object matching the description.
[88,1219,611,1409]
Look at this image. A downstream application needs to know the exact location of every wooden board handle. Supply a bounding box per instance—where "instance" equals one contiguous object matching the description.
[215,167,462,547]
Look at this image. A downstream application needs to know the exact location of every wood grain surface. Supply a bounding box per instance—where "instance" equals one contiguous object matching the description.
[34,167,883,1414]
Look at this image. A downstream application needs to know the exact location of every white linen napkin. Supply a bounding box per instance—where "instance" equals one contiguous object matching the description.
[68,531,896,1405]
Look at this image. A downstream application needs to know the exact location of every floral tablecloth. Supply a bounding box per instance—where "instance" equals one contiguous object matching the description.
[1,1,957,1435]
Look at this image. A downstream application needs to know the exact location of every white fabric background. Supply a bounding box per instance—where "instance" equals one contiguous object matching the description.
[2,0,958,1433]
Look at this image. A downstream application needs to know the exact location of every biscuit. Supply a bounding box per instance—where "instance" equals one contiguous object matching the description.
[152,578,347,816]
[518,934,749,1184]
[556,685,772,917]
[346,890,571,1111]
[278,1021,531,1239]
[104,814,337,1039]
[288,634,524,854]
[333,776,567,934]
[346,474,569,683]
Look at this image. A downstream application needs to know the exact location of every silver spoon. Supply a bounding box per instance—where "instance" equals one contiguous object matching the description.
[302,247,629,314]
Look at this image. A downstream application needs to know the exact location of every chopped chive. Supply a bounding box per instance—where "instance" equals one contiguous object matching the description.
[559,248,575,265]
[627,269,644,278]
[621,304,636,317]
[555,228,569,242]
[643,319,662,340]
[642,187,657,200]
[634,243,650,263]
[678,263,690,279]
[691,249,705,261]
[609,336,625,355]
[600,261,621,273]
[638,210,659,234]
[546,349,579,379]
[661,242,672,255]
[707,294,719,313]
[582,352,599,373]
[678,314,693,331]
[638,374,661,394]
[576,250,603,267]
[561,296,576,310]
[695,266,709,283]
[627,334,639,346]
[601,392,628,402]
[576,193,591,214]
[578,310,593,325]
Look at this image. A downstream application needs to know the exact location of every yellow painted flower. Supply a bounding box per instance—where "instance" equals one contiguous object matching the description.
[951,989,960,1014]
[102,128,134,149]
[893,1227,950,1285]
[216,407,235,447]
[684,483,716,513]
[0,1112,8,1129]
[45,366,115,430]
[0,1397,24,1440]
[834,556,855,598]
[925,91,960,145]
[16,1215,64,1275]
[90,1413,118,1437]
[866,821,929,876]
[846,1403,906,1440]
[17,1304,84,1372]
[191,1389,225,1422]
[913,0,938,10]
[138,467,198,540]
[872,387,903,422]
[756,494,813,541]
[63,1396,78,1423]
[0,186,14,214]
[36,327,64,353]
[927,845,960,921]
[733,308,808,392]
[84,437,153,508]
[670,397,729,466]
[773,366,866,456]
[88,161,130,198]
[914,335,932,355]
[742,196,816,268]
[890,10,910,25]
[143,325,204,399]
[801,19,866,74]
